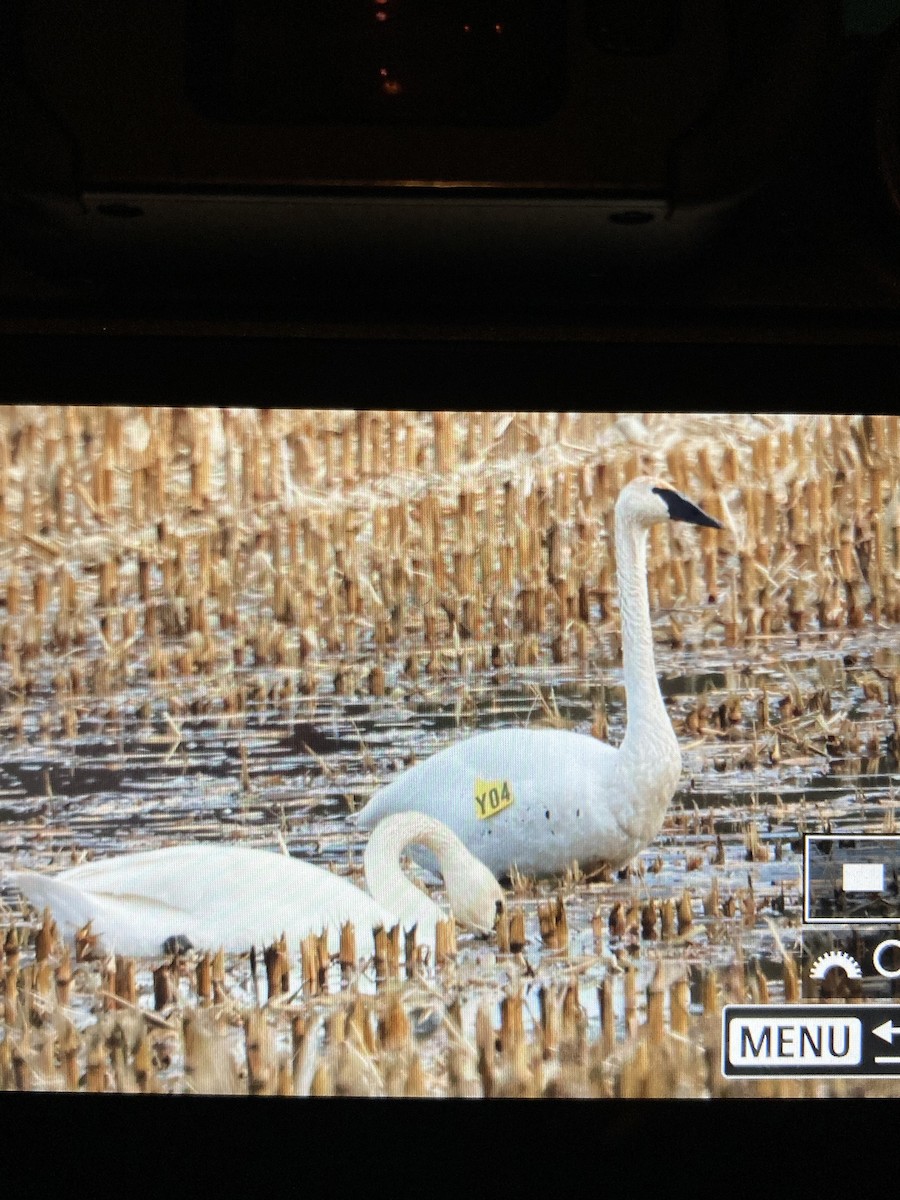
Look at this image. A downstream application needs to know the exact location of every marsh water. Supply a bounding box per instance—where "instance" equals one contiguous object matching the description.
[2,608,898,1049]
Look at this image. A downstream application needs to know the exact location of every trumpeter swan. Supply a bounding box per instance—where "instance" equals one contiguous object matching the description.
[6,812,503,957]
[353,476,723,879]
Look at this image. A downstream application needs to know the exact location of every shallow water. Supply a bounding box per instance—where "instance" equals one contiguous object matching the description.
[2,619,899,1096]
[2,620,898,994]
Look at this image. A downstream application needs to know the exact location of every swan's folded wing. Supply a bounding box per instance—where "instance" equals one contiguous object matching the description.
[358,726,619,828]
[50,846,398,950]
[11,846,402,954]
[174,860,397,948]
[7,868,196,955]
[54,846,274,914]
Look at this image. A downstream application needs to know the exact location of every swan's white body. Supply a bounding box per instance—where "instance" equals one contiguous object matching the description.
[6,812,503,957]
[354,477,722,879]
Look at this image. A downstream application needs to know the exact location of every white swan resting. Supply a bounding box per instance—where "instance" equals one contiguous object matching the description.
[353,476,723,879]
[5,812,503,957]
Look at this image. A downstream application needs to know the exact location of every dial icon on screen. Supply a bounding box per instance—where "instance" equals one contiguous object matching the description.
[809,950,863,981]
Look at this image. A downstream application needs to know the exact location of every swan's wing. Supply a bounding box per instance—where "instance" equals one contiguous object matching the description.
[56,845,238,892]
[7,868,196,956]
[191,855,395,948]
[39,846,396,954]
[55,846,318,915]
[355,727,623,877]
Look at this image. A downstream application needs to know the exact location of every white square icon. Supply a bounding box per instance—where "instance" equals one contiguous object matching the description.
[842,862,885,893]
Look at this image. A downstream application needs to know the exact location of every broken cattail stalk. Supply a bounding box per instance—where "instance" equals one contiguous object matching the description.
[211,948,226,1004]
[60,1018,80,1091]
[346,996,376,1056]
[495,905,510,955]
[609,902,627,938]
[782,952,800,1003]
[499,988,525,1055]
[704,876,720,917]
[434,918,457,966]
[660,898,676,940]
[244,1010,275,1096]
[404,925,418,978]
[276,1057,294,1097]
[263,935,290,1002]
[373,925,391,984]
[339,921,357,981]
[379,992,412,1052]
[645,965,666,1045]
[553,895,569,953]
[508,910,526,954]
[591,905,605,955]
[386,924,401,978]
[753,961,770,1004]
[677,889,694,935]
[404,1052,427,1098]
[55,947,73,1006]
[34,909,57,962]
[537,899,556,948]
[195,953,213,1005]
[133,1032,158,1094]
[85,1040,106,1093]
[618,1038,650,1100]
[3,962,19,1026]
[560,977,583,1055]
[115,957,137,1007]
[153,963,174,1011]
[641,899,659,941]
[325,1008,346,1046]
[475,1002,495,1099]
[702,970,721,1017]
[538,984,560,1060]
[73,921,98,962]
[669,975,691,1037]
[623,965,638,1037]
[301,933,321,996]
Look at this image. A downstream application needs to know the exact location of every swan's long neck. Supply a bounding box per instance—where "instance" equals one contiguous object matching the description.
[362,814,448,931]
[614,515,677,761]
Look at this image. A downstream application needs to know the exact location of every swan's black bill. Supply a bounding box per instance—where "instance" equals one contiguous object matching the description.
[652,487,723,529]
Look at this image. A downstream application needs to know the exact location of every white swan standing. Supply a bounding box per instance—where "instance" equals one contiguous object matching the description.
[353,477,723,879]
[6,812,503,958]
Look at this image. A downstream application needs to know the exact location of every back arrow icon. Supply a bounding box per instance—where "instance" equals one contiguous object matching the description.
[872,1019,900,1044]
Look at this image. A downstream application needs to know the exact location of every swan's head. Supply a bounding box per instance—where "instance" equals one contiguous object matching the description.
[615,476,723,531]
[411,815,504,936]
[369,812,505,936]
[442,849,505,936]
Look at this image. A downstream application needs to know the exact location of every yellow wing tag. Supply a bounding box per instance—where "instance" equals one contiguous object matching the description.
[475,778,514,820]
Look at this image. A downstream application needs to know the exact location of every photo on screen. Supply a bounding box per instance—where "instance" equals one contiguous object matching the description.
[0,407,897,1099]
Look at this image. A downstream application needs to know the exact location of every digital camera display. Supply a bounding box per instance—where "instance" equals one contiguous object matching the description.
[1,407,898,1099]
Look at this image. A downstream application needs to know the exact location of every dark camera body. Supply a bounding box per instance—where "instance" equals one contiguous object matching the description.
[1,2,897,297]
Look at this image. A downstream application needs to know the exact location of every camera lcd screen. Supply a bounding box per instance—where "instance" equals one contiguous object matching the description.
[2,406,900,1101]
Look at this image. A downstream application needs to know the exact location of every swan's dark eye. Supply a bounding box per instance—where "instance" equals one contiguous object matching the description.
[545,810,551,820]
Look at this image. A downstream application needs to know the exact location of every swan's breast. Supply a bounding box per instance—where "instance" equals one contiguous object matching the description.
[611,727,682,849]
